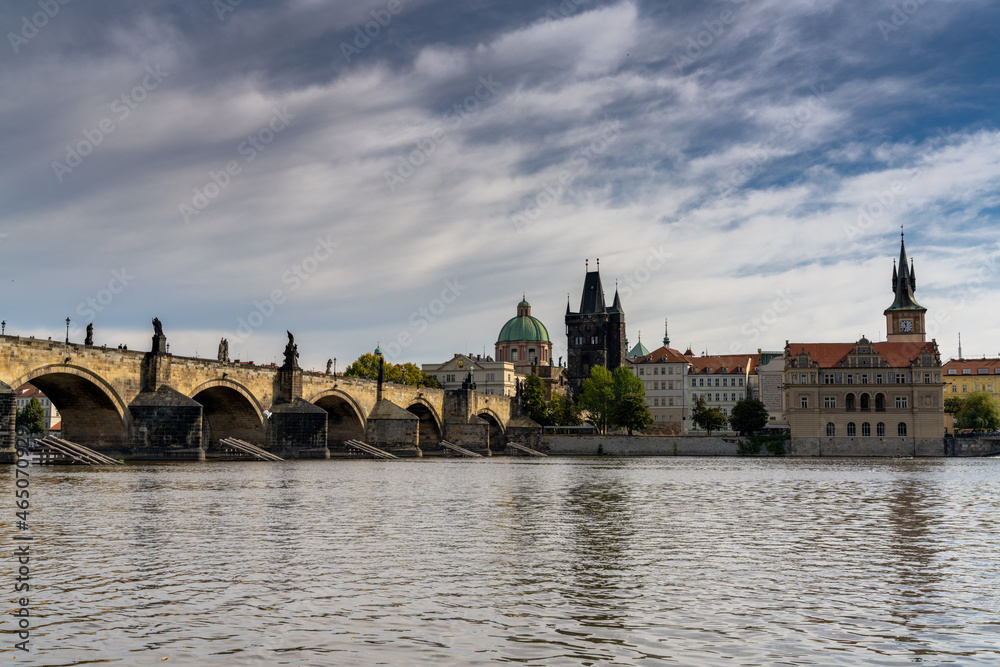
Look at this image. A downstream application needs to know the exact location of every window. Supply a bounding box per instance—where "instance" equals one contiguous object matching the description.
[824,397,836,408]
[715,393,720,401]
[962,384,968,392]
[895,373,905,384]
[722,378,728,387]
[846,393,856,411]
[668,381,674,390]
[824,373,835,384]
[847,422,856,436]
[691,378,696,387]
[653,397,659,406]
[877,422,885,437]
[860,393,870,411]
[739,378,744,386]
[700,378,705,387]
[895,396,907,408]
[826,422,835,436]
[668,367,674,375]
[951,385,957,393]
[923,373,930,384]
[715,378,720,387]
[800,374,807,384]
[800,396,808,408]
[963,368,971,375]
[668,397,674,406]
[898,422,907,437]
[862,422,871,437]
[691,393,697,402]
[862,374,869,384]
[847,374,854,384]
[948,368,957,375]
[875,393,885,412]
[653,368,658,375]
[980,368,989,375]
[876,373,883,384]
[639,368,645,375]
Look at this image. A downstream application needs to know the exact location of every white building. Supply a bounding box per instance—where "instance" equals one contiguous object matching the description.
[15,384,62,432]
[685,353,760,434]
[421,354,521,396]
[628,345,691,433]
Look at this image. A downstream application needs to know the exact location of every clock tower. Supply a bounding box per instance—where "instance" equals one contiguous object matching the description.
[884,231,926,343]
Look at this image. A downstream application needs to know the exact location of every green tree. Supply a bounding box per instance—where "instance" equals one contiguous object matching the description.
[578,365,615,434]
[956,390,1000,431]
[691,395,726,436]
[420,374,441,389]
[523,374,548,424]
[546,393,582,426]
[16,397,46,434]
[615,391,653,435]
[400,362,425,386]
[944,396,964,414]
[611,366,651,435]
[729,398,769,437]
[343,353,402,383]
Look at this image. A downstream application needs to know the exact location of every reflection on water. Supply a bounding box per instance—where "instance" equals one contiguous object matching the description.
[3,457,1000,666]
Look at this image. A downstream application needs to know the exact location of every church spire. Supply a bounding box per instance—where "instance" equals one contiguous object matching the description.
[663,317,670,347]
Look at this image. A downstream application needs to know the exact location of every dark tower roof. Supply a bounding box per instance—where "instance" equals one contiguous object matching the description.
[610,287,623,314]
[578,270,607,314]
[886,233,925,312]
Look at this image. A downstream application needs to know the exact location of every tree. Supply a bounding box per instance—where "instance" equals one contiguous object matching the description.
[956,390,1000,431]
[615,391,653,435]
[523,374,548,424]
[578,365,615,434]
[729,398,769,437]
[691,395,726,435]
[16,397,46,434]
[944,396,964,414]
[611,366,651,435]
[546,393,582,426]
[420,374,441,389]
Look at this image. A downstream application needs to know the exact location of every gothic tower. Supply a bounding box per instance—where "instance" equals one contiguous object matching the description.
[884,231,927,343]
[565,260,626,396]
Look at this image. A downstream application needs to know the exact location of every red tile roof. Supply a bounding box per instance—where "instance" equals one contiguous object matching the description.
[627,346,690,365]
[16,384,45,399]
[686,354,760,374]
[787,341,936,369]
[943,358,1000,373]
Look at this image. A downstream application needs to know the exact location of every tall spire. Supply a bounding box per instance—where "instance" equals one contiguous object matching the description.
[663,317,670,346]
[886,228,923,312]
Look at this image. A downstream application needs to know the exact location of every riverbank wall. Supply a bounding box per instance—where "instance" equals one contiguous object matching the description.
[542,434,743,456]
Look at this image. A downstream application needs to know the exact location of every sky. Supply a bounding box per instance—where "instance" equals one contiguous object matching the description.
[3,0,1000,371]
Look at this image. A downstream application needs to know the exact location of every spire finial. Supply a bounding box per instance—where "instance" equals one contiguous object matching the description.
[596,257,600,269]
[585,259,588,271]
[638,330,641,340]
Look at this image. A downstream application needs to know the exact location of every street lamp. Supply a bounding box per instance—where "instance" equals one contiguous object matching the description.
[1,320,5,335]
[333,357,337,377]
[65,317,70,344]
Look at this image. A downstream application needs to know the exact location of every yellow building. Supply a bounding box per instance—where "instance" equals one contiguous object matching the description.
[942,358,1000,401]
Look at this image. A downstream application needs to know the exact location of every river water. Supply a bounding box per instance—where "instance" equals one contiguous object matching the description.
[3,457,1000,666]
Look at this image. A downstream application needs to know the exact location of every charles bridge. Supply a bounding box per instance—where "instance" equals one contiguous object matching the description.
[0,327,535,463]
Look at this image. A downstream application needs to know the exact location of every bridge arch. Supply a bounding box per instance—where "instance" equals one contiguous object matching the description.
[310,389,366,444]
[10,364,130,449]
[406,398,442,446]
[190,379,265,446]
[477,409,506,448]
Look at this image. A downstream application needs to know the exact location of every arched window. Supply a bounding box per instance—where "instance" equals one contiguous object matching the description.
[862,422,871,437]
[898,422,907,437]
[845,393,856,411]
[875,393,885,412]
[826,422,835,437]
[847,422,856,437]
[877,422,885,437]
[860,393,870,412]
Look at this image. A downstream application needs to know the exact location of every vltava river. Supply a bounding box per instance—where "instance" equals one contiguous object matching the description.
[4,457,1000,666]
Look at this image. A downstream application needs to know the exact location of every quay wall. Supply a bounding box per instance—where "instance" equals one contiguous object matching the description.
[543,435,741,456]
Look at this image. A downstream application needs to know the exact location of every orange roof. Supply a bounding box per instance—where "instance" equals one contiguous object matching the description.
[628,346,690,365]
[16,384,45,398]
[686,353,759,374]
[787,341,936,369]
[943,358,1000,373]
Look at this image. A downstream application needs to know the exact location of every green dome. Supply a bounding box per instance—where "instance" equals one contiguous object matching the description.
[497,314,550,344]
[518,298,530,308]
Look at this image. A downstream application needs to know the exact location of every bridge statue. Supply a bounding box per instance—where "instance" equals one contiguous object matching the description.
[85,323,93,346]
[326,359,332,374]
[282,331,299,370]
[217,338,230,363]
[152,318,163,337]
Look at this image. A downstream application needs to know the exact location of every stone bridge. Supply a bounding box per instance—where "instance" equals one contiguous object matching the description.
[0,334,533,462]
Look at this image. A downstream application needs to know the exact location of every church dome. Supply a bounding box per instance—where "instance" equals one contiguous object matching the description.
[497,298,551,343]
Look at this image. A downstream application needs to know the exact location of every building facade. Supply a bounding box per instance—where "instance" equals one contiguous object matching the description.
[421,354,520,397]
[686,353,759,433]
[565,261,626,397]
[942,358,1000,403]
[783,235,944,455]
[628,345,690,433]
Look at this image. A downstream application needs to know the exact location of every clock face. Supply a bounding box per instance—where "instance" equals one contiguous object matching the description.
[899,319,913,332]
